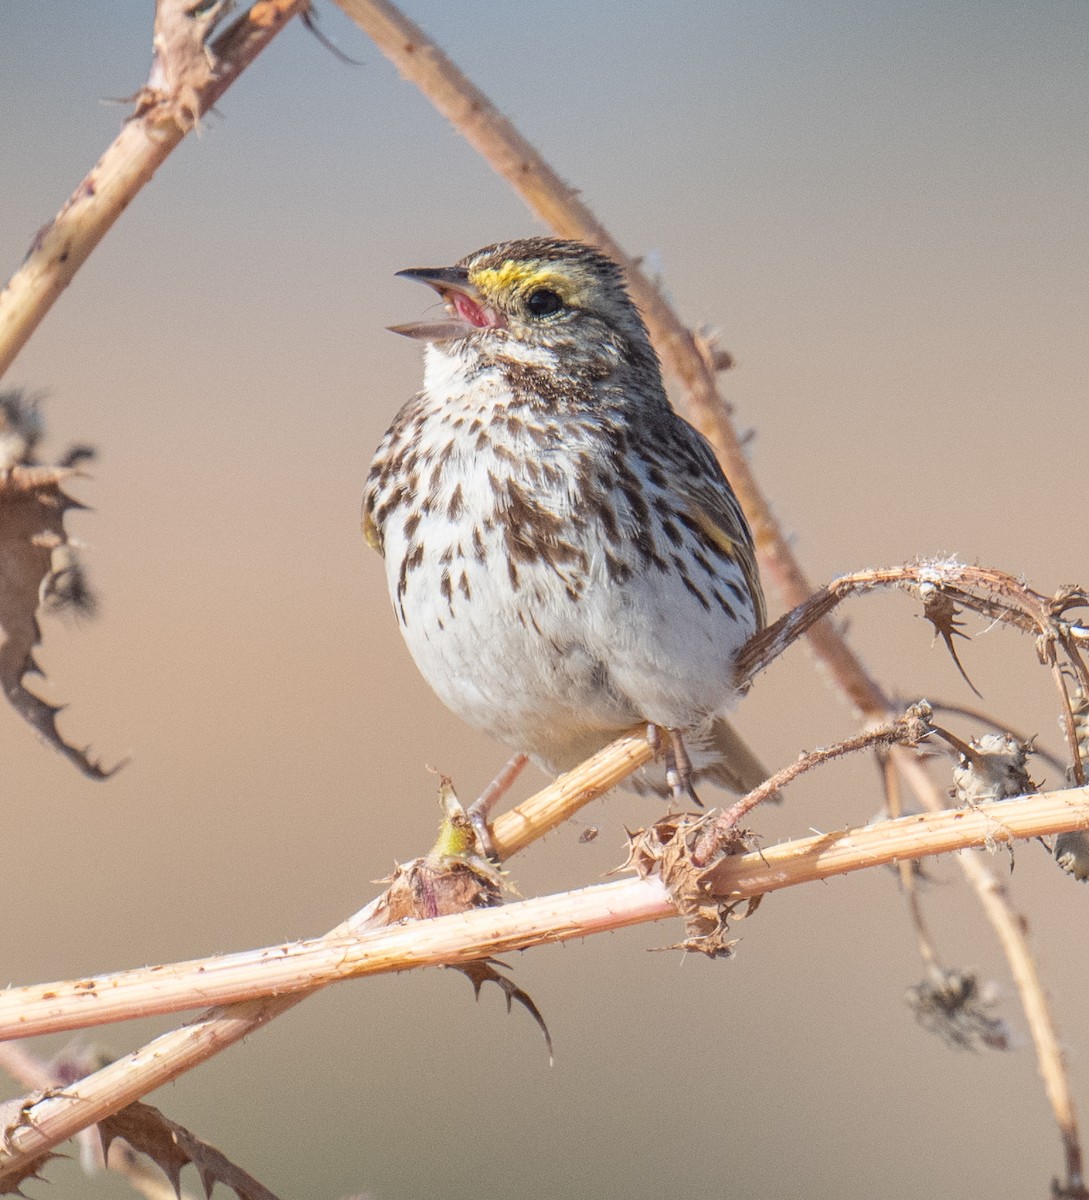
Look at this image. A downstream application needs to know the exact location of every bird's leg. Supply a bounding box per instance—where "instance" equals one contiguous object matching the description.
[645,723,702,807]
[467,751,529,859]
[666,727,703,808]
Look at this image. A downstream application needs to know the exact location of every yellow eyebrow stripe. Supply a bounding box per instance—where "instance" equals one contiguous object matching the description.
[473,262,573,300]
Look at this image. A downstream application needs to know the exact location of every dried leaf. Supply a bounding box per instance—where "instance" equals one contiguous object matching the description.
[0,1153,59,1197]
[627,813,756,957]
[40,543,97,617]
[0,466,114,778]
[98,1100,281,1200]
[0,392,44,469]
[452,959,553,1063]
[0,1094,68,1196]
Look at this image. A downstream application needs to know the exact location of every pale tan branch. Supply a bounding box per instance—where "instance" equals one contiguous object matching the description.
[0,729,653,1183]
[489,732,652,859]
[955,848,1084,1188]
[3,773,1085,1183]
[2,785,1086,1046]
[0,1043,201,1200]
[0,0,309,380]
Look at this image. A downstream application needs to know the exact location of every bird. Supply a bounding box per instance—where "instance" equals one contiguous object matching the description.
[363,237,767,819]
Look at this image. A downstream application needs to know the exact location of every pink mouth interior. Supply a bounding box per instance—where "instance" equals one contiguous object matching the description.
[447,290,496,328]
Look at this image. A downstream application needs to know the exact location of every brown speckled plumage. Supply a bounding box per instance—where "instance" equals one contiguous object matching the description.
[364,238,767,798]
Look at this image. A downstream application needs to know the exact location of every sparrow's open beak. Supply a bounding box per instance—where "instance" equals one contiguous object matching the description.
[388,266,507,342]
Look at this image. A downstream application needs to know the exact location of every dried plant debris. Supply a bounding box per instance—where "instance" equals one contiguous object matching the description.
[920,585,982,697]
[0,390,98,619]
[99,1101,281,1200]
[136,0,236,129]
[905,968,1011,1052]
[381,850,503,923]
[0,391,96,475]
[627,813,758,958]
[950,734,1037,807]
[39,543,97,618]
[0,1150,59,1196]
[453,960,553,1062]
[375,795,551,1053]
[380,790,505,923]
[0,465,113,777]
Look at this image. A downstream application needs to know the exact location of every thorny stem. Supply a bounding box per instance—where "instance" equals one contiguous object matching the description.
[0,733,650,1183]
[3,789,1088,1044]
[334,3,1089,1184]
[0,1044,199,1200]
[0,0,310,380]
[3,765,1087,1185]
[707,704,933,845]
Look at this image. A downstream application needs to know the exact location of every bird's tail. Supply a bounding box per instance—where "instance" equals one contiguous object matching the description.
[695,716,771,796]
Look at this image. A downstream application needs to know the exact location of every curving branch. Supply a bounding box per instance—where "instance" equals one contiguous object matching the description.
[0,0,309,382]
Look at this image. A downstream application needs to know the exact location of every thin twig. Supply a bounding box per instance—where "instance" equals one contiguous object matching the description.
[710,703,933,840]
[0,0,309,380]
[956,848,1084,1192]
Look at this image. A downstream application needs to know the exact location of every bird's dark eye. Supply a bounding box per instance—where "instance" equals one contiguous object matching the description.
[525,288,564,317]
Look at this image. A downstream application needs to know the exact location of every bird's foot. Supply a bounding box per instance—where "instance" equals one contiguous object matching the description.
[646,723,703,808]
[466,751,529,860]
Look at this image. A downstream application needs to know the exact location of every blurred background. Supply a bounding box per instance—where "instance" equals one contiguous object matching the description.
[2,2,1087,1197]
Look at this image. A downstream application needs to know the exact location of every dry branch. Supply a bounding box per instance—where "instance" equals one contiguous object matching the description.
[3,782,1087,1186]
[0,0,309,381]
